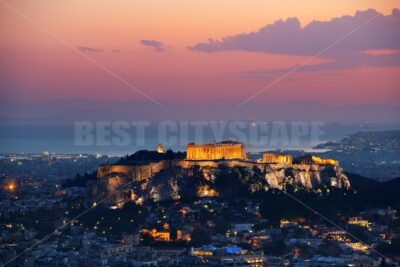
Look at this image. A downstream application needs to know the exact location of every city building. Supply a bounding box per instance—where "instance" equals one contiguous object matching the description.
[347,217,371,229]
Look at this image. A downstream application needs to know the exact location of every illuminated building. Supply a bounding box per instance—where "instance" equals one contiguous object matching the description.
[345,242,369,253]
[141,228,171,241]
[156,144,165,153]
[347,217,371,229]
[280,219,298,228]
[176,230,191,241]
[186,141,245,161]
[262,153,292,164]
[5,182,16,192]
[191,245,265,266]
[197,185,219,197]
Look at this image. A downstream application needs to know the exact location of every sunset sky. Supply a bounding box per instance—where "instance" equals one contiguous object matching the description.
[1,0,400,107]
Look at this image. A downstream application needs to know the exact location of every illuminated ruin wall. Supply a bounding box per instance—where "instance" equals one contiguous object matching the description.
[310,156,337,166]
[262,153,292,164]
[186,142,244,160]
[97,161,168,180]
[296,156,337,166]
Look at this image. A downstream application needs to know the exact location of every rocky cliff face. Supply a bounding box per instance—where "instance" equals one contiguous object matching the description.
[265,164,350,190]
[90,160,350,206]
[90,174,130,207]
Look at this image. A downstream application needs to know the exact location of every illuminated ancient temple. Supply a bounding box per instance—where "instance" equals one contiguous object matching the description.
[186,141,245,160]
[156,144,165,153]
[262,153,292,164]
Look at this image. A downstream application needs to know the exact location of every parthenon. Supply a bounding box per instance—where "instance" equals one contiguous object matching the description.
[186,141,245,160]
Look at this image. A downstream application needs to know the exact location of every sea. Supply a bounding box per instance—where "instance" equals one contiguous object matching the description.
[1,121,399,156]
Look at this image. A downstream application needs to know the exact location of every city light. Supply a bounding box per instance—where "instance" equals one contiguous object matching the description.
[6,182,16,192]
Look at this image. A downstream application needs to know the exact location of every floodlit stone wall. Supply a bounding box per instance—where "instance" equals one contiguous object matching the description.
[262,153,293,164]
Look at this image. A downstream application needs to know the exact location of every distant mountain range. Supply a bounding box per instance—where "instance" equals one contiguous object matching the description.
[1,98,399,122]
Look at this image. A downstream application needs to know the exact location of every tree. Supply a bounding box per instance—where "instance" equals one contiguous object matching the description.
[375,238,400,257]
[266,240,287,255]
[190,228,212,247]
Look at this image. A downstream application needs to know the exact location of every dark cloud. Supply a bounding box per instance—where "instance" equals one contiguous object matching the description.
[241,51,400,78]
[77,46,102,53]
[189,9,400,55]
[140,39,166,52]
[189,9,400,72]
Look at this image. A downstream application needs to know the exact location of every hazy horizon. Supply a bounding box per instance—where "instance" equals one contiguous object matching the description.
[1,0,399,153]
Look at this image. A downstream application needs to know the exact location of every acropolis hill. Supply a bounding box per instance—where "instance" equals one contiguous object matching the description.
[97,141,339,179]
[93,141,350,205]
